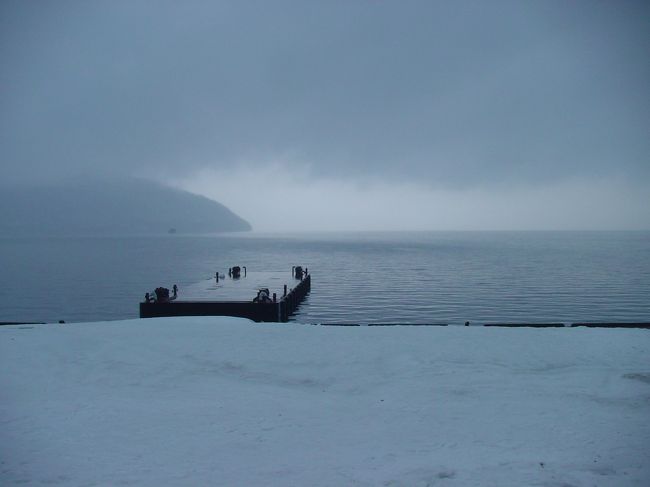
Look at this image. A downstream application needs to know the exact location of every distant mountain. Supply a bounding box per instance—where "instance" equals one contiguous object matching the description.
[0,179,251,236]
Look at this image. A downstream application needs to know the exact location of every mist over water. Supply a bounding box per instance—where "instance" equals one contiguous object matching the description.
[1,232,648,325]
[2,2,649,233]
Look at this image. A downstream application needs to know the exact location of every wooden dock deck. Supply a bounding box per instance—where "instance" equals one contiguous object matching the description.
[139,268,311,322]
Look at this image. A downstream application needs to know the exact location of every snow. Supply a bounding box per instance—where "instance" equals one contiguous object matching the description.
[1,318,649,486]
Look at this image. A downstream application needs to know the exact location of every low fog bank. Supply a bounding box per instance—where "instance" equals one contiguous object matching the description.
[2,2,648,233]
[178,164,650,232]
[0,179,251,236]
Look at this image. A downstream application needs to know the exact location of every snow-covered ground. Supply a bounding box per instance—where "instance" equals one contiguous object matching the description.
[1,318,649,486]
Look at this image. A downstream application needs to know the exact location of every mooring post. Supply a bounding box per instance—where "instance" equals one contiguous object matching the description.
[216,272,219,283]
[284,284,287,296]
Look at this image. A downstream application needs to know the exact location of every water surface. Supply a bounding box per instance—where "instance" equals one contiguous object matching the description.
[1,232,648,324]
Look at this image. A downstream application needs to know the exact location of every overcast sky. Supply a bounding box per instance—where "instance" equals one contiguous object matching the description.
[1,0,648,230]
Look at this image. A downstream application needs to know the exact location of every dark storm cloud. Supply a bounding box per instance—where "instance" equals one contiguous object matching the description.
[1,0,648,186]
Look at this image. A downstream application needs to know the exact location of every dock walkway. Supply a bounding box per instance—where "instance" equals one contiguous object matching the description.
[140,269,311,322]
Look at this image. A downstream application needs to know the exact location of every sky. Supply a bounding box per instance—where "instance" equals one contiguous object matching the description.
[1,0,649,231]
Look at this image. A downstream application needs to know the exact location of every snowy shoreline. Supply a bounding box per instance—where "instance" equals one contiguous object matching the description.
[2,317,649,486]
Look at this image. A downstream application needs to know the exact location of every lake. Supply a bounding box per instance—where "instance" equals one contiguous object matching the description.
[1,231,649,324]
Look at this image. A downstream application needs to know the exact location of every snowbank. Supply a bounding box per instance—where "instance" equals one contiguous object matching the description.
[1,318,649,486]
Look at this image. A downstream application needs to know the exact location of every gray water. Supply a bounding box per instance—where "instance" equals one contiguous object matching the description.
[0,232,648,324]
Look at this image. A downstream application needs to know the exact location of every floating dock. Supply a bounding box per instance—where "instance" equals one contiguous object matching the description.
[139,267,311,322]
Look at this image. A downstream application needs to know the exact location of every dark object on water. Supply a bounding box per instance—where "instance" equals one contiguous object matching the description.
[253,288,273,303]
[367,323,448,327]
[168,228,177,234]
[148,285,178,303]
[571,322,650,329]
[229,266,246,279]
[155,287,171,303]
[316,323,448,326]
[0,321,46,326]
[484,323,565,328]
[140,268,311,322]
[484,322,650,328]
[293,266,307,279]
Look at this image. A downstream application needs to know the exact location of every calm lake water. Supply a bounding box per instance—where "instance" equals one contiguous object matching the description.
[1,232,649,324]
